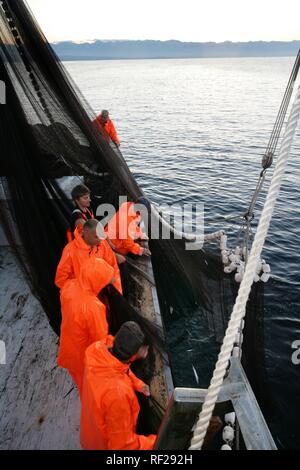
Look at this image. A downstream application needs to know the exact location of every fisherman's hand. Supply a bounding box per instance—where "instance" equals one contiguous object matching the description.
[140,384,150,397]
[115,253,126,264]
[140,248,151,257]
[140,234,149,241]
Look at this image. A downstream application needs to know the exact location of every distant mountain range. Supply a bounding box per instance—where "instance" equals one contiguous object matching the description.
[52,40,300,61]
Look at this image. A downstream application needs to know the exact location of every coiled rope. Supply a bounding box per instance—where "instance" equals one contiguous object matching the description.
[189,81,300,450]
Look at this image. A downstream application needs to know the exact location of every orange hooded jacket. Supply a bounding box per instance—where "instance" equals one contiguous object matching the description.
[106,202,143,256]
[55,227,122,293]
[93,116,120,146]
[80,339,156,450]
[57,257,114,394]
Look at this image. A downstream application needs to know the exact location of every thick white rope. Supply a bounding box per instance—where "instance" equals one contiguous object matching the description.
[189,83,300,450]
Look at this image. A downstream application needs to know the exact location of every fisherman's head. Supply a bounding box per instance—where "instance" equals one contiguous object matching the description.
[71,184,91,209]
[112,321,149,363]
[100,109,109,123]
[82,219,105,247]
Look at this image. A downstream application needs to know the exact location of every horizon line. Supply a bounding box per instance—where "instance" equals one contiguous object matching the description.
[51,38,300,45]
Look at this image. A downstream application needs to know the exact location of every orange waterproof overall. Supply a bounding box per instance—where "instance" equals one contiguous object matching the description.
[93,116,121,146]
[106,202,143,255]
[57,257,114,394]
[80,339,156,450]
[55,227,122,293]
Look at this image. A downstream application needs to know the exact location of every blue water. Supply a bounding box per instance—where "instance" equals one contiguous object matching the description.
[65,57,300,448]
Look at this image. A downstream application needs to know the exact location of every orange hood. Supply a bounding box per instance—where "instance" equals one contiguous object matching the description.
[85,338,129,378]
[79,257,114,295]
[73,226,92,251]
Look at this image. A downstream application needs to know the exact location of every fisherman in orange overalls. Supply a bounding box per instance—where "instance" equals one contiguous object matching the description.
[93,110,121,147]
[80,321,156,450]
[106,201,151,257]
[55,219,122,294]
[57,257,115,395]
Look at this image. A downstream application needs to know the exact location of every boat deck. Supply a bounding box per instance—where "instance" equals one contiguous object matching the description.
[0,247,80,450]
[0,245,171,449]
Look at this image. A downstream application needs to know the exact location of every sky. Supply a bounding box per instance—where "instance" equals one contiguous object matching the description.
[26,0,300,43]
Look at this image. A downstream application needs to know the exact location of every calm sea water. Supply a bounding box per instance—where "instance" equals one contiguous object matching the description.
[65,57,300,448]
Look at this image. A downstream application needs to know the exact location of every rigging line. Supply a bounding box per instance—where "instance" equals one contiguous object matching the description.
[267,52,299,145]
[246,171,267,219]
[267,50,300,153]
[268,51,300,139]
[244,50,300,221]
[267,91,293,154]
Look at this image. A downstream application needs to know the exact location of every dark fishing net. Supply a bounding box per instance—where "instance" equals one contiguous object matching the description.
[0,0,268,437]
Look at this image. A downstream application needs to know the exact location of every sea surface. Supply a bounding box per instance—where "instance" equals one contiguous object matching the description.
[65,57,300,448]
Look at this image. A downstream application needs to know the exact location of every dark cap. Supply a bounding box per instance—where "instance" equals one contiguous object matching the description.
[112,321,146,362]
